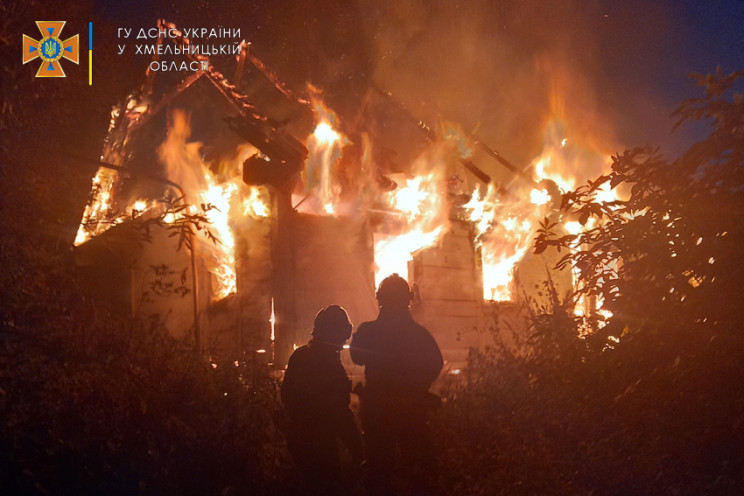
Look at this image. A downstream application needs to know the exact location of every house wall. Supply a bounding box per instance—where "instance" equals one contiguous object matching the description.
[75,221,200,340]
[273,211,378,369]
[410,220,485,371]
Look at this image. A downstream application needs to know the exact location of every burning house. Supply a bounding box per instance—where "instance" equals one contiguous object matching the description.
[74,21,602,373]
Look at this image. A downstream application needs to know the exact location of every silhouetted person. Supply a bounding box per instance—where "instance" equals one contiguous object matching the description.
[350,274,444,495]
[281,305,363,494]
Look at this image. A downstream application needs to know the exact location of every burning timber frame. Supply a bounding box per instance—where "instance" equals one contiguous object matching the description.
[74,20,573,371]
[74,20,316,364]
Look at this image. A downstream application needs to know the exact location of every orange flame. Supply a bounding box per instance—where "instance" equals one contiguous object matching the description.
[243,186,270,218]
[157,110,267,301]
[74,167,121,245]
[299,99,346,215]
[464,184,545,300]
[374,169,448,287]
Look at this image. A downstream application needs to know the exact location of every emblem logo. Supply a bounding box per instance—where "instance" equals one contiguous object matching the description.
[23,21,79,77]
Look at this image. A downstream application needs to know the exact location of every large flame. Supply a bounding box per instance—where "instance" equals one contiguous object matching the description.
[75,108,271,303]
[462,115,619,302]
[374,165,449,287]
[295,98,450,287]
[297,98,346,215]
[77,87,621,313]
[464,184,547,300]
[530,117,618,316]
[157,110,271,301]
[74,168,161,246]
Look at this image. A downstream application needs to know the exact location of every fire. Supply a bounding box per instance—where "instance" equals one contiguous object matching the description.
[464,184,546,300]
[201,179,239,299]
[462,114,620,302]
[534,154,576,193]
[526,118,621,315]
[73,165,159,247]
[299,98,346,215]
[74,168,121,246]
[313,122,341,144]
[78,84,622,314]
[243,186,270,218]
[75,108,271,302]
[157,110,250,301]
[390,176,432,216]
[269,298,276,342]
[374,227,445,287]
[296,96,450,287]
[374,171,447,287]
[530,188,551,205]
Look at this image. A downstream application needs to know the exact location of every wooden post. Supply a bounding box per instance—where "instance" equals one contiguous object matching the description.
[272,190,297,367]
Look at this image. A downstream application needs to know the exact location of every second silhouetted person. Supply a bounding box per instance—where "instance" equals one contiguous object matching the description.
[350,274,443,495]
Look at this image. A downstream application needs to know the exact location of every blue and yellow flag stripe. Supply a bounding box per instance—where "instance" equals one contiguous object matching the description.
[88,22,92,85]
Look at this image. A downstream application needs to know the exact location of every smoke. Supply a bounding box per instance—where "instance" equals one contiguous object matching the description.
[356,0,619,180]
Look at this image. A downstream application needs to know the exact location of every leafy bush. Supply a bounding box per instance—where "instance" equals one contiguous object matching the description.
[0,307,284,495]
[0,216,284,495]
[434,70,744,495]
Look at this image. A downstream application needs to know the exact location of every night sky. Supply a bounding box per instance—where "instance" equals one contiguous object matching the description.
[87,0,744,163]
[592,0,744,154]
[11,0,744,168]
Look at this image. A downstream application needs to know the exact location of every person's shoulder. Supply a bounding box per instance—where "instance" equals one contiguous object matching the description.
[354,320,382,339]
[411,320,439,344]
[356,320,375,332]
[287,344,311,364]
[409,318,431,334]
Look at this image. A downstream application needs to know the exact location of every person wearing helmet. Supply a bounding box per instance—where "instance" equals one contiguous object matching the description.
[281,305,363,494]
[350,274,443,495]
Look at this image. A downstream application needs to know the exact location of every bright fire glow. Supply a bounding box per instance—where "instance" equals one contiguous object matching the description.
[75,108,271,302]
[374,227,444,286]
[300,99,346,215]
[156,110,246,300]
[530,188,551,205]
[74,164,157,246]
[202,180,239,299]
[534,155,576,193]
[295,99,450,288]
[78,89,622,324]
[74,168,122,246]
[313,122,341,144]
[374,172,447,286]
[464,184,546,300]
[243,186,270,218]
[270,298,276,342]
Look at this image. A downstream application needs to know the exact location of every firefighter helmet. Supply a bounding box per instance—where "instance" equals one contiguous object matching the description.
[312,304,353,345]
[376,273,413,308]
